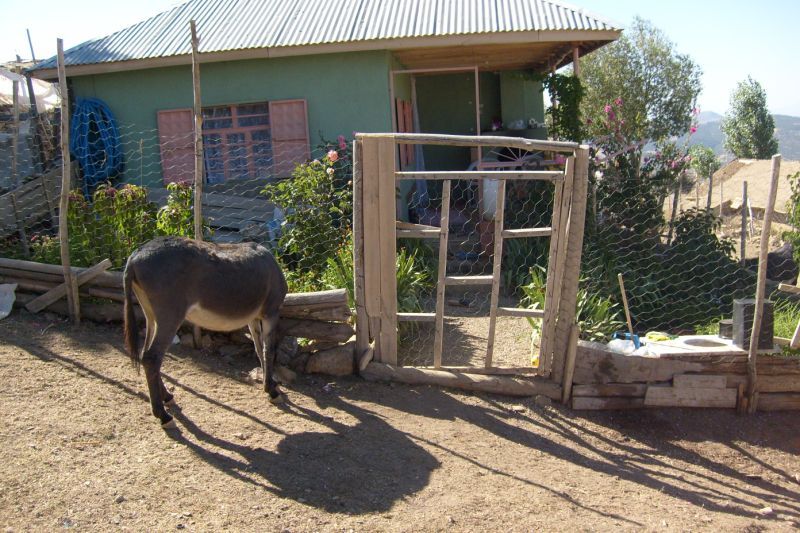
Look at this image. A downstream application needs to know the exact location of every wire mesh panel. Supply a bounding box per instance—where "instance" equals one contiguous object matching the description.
[356,134,578,373]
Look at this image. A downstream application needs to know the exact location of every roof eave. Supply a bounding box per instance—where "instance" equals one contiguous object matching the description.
[33,29,620,80]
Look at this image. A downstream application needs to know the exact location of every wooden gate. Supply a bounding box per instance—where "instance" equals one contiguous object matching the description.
[353,133,589,381]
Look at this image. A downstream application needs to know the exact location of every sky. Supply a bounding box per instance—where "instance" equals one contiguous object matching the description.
[1,0,798,116]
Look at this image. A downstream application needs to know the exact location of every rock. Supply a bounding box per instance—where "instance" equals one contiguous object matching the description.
[276,336,299,366]
[248,365,295,384]
[534,395,553,408]
[758,506,774,516]
[229,329,252,345]
[744,242,798,283]
[180,333,195,347]
[305,342,355,376]
[115,495,125,504]
[200,335,214,350]
[287,352,310,374]
[218,344,247,358]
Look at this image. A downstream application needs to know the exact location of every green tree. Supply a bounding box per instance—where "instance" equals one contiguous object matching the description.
[721,77,779,159]
[579,17,702,144]
[689,144,720,208]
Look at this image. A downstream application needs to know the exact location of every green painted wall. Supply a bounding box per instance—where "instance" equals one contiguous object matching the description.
[415,71,502,170]
[500,71,545,135]
[70,50,393,187]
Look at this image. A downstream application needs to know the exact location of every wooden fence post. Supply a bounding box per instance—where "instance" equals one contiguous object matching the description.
[550,145,589,383]
[190,20,204,347]
[741,181,747,265]
[353,139,370,362]
[56,38,80,325]
[746,155,781,413]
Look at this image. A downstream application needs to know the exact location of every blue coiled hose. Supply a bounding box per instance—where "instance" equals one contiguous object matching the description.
[69,98,124,196]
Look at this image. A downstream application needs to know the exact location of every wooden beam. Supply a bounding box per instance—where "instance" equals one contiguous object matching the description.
[361,138,383,359]
[377,137,398,365]
[396,171,563,181]
[560,323,579,403]
[397,312,436,322]
[56,38,80,325]
[25,258,112,313]
[444,275,493,286]
[495,307,545,319]
[644,386,737,408]
[747,154,781,412]
[352,139,369,358]
[362,362,562,399]
[357,132,579,153]
[673,374,727,389]
[486,179,507,367]
[572,383,648,397]
[572,397,645,410]
[501,228,552,239]
[433,180,452,369]
[757,393,800,411]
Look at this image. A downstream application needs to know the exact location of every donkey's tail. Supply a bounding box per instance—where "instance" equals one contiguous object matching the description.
[123,264,140,372]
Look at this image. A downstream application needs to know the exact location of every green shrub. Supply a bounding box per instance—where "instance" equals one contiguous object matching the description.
[521,265,623,342]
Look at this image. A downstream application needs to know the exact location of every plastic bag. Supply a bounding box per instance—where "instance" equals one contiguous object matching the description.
[0,283,17,320]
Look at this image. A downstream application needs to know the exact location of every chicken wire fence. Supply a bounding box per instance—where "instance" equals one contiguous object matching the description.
[0,100,354,305]
[0,91,773,365]
[395,151,561,369]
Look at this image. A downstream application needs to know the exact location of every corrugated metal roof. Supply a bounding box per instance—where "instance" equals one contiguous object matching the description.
[35,0,620,70]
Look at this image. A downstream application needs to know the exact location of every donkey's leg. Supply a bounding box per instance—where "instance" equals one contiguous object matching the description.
[141,316,182,428]
[248,319,266,388]
[262,312,285,403]
[137,288,174,407]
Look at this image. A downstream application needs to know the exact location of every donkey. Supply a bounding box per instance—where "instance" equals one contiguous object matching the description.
[123,236,288,428]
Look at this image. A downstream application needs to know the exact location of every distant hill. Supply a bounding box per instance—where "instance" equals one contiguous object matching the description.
[688,112,800,160]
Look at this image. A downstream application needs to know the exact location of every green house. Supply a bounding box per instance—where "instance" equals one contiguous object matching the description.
[33,0,619,192]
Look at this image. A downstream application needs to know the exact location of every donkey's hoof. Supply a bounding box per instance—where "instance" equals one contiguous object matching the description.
[165,396,177,408]
[161,417,177,430]
[269,393,286,405]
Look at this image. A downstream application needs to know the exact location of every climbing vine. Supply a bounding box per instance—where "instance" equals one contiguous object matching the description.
[542,73,584,142]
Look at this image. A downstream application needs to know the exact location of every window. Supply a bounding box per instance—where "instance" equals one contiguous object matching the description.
[157,99,309,185]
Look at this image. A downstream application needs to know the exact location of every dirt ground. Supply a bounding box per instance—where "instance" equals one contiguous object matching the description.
[1,312,800,532]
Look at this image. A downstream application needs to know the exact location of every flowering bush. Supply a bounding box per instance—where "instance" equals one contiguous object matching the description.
[262,145,352,284]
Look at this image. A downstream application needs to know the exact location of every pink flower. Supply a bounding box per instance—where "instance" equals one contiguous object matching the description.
[554,154,567,165]
[337,135,347,151]
[604,104,612,114]
[690,125,698,134]
[614,98,623,106]
[327,149,339,163]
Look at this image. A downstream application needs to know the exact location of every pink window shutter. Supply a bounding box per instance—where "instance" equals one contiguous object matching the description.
[157,109,194,184]
[269,100,310,177]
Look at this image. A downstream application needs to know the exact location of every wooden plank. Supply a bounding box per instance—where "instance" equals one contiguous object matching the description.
[572,341,705,384]
[757,393,800,411]
[496,307,545,319]
[356,132,579,153]
[433,180,452,369]
[673,374,727,389]
[485,179,507,367]
[396,228,440,238]
[723,374,800,393]
[572,397,645,410]
[501,228,552,239]
[644,386,737,408]
[25,259,112,313]
[278,318,355,343]
[377,137,398,365]
[426,366,539,375]
[777,283,800,295]
[352,139,369,359]
[444,275,493,286]
[538,156,573,375]
[561,323,579,403]
[362,362,562,399]
[361,138,383,359]
[397,312,436,322]
[572,383,648,397]
[550,146,590,383]
[396,171,563,182]
[747,154,781,413]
